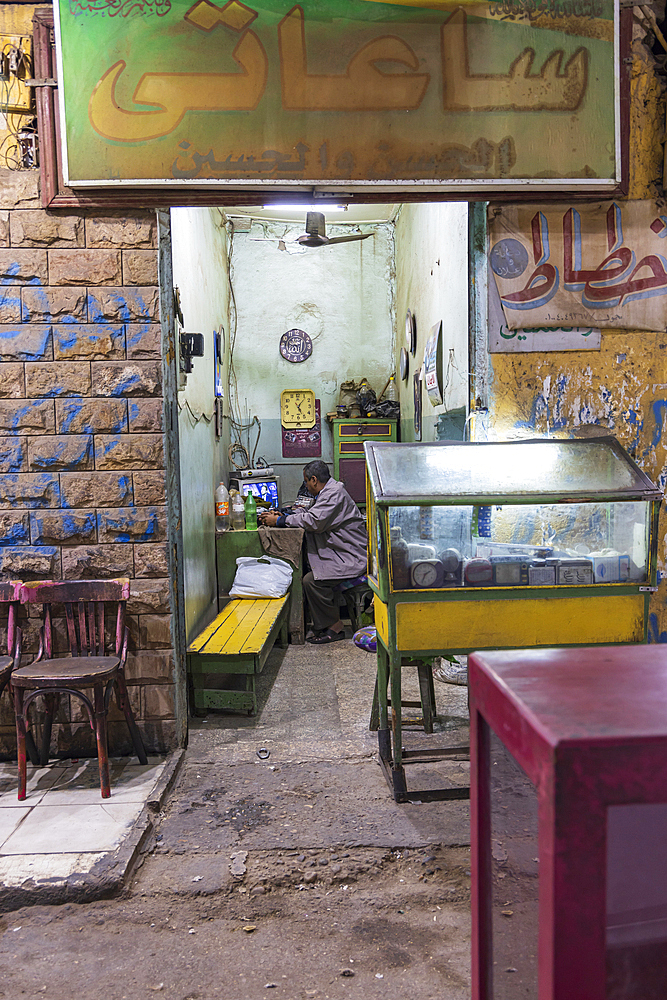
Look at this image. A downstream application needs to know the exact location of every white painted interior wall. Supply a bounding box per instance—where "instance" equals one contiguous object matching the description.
[171,207,230,640]
[228,221,395,499]
[393,203,469,441]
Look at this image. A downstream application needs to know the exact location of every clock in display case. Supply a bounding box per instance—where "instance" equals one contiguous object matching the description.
[364,436,663,801]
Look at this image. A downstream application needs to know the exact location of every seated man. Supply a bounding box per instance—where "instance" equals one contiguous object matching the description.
[258,460,367,644]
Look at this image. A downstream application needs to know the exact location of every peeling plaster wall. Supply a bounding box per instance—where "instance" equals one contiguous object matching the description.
[229,222,394,499]
[393,203,469,442]
[486,37,667,643]
[171,208,230,641]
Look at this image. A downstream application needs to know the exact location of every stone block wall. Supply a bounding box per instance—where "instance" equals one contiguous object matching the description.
[0,169,175,758]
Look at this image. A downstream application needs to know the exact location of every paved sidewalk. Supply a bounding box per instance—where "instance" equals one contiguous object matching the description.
[0,751,182,909]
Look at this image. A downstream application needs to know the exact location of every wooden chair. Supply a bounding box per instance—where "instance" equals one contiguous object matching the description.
[0,581,22,700]
[13,578,147,800]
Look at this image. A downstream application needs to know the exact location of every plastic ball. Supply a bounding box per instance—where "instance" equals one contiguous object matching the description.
[353,626,377,652]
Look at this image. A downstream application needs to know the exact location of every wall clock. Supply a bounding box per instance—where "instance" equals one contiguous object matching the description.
[400,346,409,381]
[280,328,313,363]
[405,310,416,355]
[280,389,316,428]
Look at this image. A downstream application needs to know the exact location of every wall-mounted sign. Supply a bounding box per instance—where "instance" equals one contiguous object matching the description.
[54,0,620,192]
[489,200,667,332]
[279,328,312,363]
[488,278,602,353]
[423,321,443,407]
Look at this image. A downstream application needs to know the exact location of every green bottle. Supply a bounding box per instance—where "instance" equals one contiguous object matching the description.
[244,491,258,531]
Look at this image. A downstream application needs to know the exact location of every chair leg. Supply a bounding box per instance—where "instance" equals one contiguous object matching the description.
[13,686,27,801]
[93,683,111,798]
[115,673,148,765]
[39,693,58,767]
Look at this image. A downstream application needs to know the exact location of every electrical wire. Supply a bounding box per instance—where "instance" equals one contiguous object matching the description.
[225,224,263,470]
[0,40,35,171]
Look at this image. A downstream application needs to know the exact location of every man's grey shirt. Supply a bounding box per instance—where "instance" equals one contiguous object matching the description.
[285,478,368,580]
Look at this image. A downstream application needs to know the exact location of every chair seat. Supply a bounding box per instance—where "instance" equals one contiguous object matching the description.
[12,655,120,688]
[0,656,12,675]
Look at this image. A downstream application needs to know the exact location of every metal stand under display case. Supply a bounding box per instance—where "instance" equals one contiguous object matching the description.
[364,437,662,803]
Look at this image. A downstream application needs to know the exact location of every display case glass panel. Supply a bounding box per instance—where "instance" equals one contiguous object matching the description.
[368,438,658,502]
[387,500,651,590]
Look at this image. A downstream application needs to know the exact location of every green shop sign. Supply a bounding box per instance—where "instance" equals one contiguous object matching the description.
[54,0,620,191]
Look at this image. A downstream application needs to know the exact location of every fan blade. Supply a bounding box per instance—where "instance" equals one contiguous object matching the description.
[297,234,328,247]
[326,233,373,245]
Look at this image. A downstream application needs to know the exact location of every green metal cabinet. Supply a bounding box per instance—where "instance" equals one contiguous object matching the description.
[332,418,397,504]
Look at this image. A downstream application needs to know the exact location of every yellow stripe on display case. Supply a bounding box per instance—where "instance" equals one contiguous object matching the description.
[393,594,646,652]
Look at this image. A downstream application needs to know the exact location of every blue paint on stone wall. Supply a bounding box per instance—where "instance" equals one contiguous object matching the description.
[100,436,121,457]
[9,400,48,430]
[57,399,84,434]
[98,506,161,542]
[0,473,59,507]
[648,612,667,643]
[55,327,78,351]
[29,511,97,544]
[0,262,42,286]
[0,545,58,574]
[126,324,149,350]
[0,439,24,473]
[31,436,93,471]
[0,326,51,361]
[108,371,142,396]
[0,519,29,546]
[0,290,29,322]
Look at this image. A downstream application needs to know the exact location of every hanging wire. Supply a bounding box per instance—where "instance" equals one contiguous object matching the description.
[0,40,36,170]
[226,223,262,470]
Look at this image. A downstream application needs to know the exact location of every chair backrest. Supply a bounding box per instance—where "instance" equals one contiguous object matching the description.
[0,581,22,660]
[19,579,130,659]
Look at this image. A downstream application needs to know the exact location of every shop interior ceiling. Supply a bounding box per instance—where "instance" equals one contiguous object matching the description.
[225,202,397,255]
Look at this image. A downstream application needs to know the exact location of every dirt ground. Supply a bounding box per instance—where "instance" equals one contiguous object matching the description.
[0,641,545,1000]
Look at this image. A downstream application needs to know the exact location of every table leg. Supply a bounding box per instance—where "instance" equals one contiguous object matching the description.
[538,762,607,1000]
[376,643,390,761]
[471,707,493,1000]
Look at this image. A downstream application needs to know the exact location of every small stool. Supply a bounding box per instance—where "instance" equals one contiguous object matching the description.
[369,657,437,734]
[334,576,373,631]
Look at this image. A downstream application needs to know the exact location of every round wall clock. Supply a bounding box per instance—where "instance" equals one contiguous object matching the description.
[405,310,416,356]
[280,329,313,363]
[400,346,409,381]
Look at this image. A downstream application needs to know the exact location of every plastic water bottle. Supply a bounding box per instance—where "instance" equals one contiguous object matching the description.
[387,374,397,402]
[230,490,245,530]
[245,491,258,531]
[215,482,229,531]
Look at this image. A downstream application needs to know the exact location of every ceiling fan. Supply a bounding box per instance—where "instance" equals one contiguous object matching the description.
[296,212,373,248]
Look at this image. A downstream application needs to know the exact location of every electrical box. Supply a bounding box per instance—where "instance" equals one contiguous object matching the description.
[0,35,33,114]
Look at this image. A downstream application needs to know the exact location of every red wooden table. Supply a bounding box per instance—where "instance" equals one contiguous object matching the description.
[469,645,667,1000]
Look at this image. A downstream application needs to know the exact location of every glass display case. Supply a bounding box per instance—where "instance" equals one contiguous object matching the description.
[364,437,662,801]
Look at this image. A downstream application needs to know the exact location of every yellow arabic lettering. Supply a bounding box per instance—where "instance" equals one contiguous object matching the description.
[442,8,588,112]
[89,30,267,143]
[184,0,257,32]
[278,5,430,111]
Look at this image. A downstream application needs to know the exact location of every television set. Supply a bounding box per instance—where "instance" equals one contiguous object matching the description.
[229,476,280,509]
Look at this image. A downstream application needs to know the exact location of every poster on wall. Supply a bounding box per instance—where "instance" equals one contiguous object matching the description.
[54,0,620,192]
[488,279,602,353]
[489,201,667,333]
[423,321,444,406]
[281,400,322,458]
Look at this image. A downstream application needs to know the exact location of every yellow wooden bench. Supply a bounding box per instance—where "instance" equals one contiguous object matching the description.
[187,596,289,715]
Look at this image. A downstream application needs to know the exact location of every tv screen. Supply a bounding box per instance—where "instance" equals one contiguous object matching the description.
[240,479,280,509]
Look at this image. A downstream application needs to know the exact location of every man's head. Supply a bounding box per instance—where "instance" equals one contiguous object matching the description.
[303,460,331,496]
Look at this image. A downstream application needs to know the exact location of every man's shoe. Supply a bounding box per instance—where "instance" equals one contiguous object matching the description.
[307,628,346,644]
